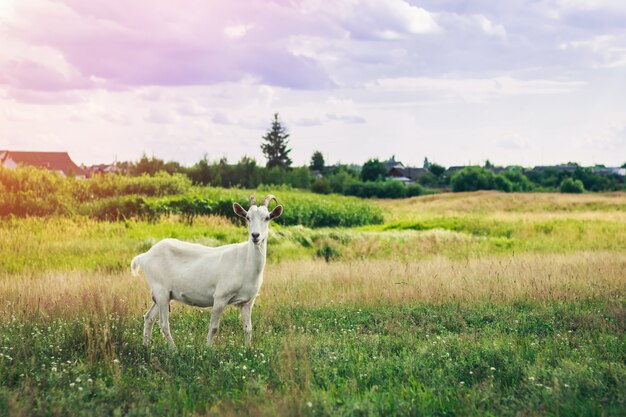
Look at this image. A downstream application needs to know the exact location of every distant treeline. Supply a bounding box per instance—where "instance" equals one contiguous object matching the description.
[109,155,625,198]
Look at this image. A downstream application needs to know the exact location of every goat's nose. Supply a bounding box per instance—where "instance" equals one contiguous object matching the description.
[251,232,260,239]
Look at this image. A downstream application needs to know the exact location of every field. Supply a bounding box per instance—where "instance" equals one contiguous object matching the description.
[1,191,625,416]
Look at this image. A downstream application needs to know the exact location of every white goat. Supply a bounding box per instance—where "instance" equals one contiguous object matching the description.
[131,194,283,348]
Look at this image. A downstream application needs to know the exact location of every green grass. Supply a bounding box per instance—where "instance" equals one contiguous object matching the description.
[1,301,623,417]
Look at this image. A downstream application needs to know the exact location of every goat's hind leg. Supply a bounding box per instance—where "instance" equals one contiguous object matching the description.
[155,291,176,349]
[143,302,158,346]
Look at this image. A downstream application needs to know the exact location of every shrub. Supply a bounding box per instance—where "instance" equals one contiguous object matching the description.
[500,170,534,192]
[406,184,424,197]
[451,167,495,192]
[79,196,159,221]
[311,178,332,194]
[84,172,191,200]
[560,178,585,193]
[494,175,513,192]
[0,166,73,216]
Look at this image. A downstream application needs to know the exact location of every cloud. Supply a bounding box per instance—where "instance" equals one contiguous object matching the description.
[0,0,334,92]
[328,0,440,40]
[326,113,366,124]
[560,35,626,68]
[367,76,585,103]
[224,24,254,39]
[0,59,95,91]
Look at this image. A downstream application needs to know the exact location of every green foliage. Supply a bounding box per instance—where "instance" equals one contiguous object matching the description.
[311,178,332,194]
[451,167,496,192]
[560,178,585,193]
[0,166,73,216]
[284,166,312,189]
[500,170,534,192]
[0,166,381,227]
[494,174,513,192]
[129,154,183,176]
[344,181,428,199]
[261,113,292,169]
[572,167,619,192]
[326,169,357,194]
[428,163,445,177]
[84,172,191,199]
[79,196,159,222]
[310,150,325,171]
[360,159,387,182]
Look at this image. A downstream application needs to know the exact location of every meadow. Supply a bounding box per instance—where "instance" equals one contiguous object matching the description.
[0,190,625,416]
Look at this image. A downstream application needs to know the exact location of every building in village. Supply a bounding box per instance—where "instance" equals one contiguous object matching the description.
[0,151,86,177]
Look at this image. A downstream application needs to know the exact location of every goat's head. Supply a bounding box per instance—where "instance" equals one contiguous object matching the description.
[233,195,283,245]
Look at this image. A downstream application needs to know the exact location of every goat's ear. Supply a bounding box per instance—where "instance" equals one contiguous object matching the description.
[233,202,247,218]
[269,205,283,220]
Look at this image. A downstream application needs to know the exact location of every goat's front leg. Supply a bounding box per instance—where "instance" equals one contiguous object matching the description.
[207,300,227,346]
[240,297,256,347]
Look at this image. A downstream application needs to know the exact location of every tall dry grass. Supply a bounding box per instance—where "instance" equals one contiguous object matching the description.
[378,191,626,221]
[2,252,623,321]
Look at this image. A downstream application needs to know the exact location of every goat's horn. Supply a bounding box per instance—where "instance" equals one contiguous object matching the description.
[249,195,256,206]
[262,194,278,207]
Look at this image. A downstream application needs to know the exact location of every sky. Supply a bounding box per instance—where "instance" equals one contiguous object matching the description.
[0,0,625,168]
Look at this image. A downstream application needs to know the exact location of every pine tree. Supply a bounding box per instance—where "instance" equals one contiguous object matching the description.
[310,150,325,171]
[261,113,292,169]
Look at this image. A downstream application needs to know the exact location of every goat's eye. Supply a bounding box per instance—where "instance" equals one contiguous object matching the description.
[265,217,270,221]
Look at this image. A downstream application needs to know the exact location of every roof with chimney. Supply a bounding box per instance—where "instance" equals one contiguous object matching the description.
[0,151,86,177]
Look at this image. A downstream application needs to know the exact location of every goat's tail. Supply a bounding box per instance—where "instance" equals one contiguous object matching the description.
[131,254,144,277]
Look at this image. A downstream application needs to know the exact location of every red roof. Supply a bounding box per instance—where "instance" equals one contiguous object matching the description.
[0,151,86,176]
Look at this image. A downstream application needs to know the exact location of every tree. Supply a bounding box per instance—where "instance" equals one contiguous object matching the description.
[450,166,495,192]
[560,178,585,193]
[428,163,445,177]
[261,113,292,169]
[423,157,430,169]
[310,151,325,172]
[360,158,387,182]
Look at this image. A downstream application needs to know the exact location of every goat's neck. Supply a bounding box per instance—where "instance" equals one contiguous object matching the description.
[246,239,267,274]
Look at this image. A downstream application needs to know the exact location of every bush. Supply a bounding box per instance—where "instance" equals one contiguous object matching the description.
[500,170,534,192]
[152,190,384,228]
[84,172,191,200]
[79,196,159,221]
[0,166,73,216]
[311,178,332,194]
[451,167,495,192]
[345,180,410,199]
[560,178,585,193]
[494,175,513,192]
[406,184,424,197]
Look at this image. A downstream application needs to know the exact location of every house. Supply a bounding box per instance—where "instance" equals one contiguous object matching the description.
[592,167,626,177]
[85,163,119,177]
[0,151,86,177]
[531,164,578,173]
[385,156,428,183]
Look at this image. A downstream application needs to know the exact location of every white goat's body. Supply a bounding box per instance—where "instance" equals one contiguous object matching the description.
[133,238,266,309]
[132,196,283,349]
